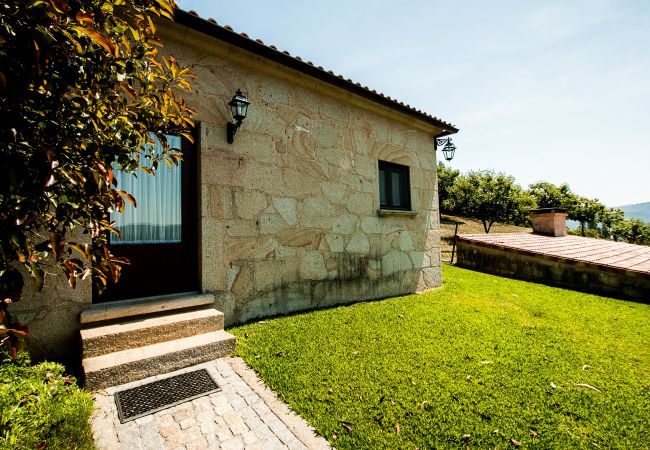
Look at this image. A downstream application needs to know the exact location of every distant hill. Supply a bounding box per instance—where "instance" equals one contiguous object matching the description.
[616,202,650,223]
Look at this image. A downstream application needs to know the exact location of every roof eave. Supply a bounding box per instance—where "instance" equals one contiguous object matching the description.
[173,9,459,135]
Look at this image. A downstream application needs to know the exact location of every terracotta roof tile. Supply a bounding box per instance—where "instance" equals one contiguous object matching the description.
[458,233,650,277]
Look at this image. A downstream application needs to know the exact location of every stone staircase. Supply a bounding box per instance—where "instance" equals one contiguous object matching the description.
[80,293,236,390]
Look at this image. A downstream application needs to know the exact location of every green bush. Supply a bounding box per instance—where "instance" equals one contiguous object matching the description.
[0,352,94,450]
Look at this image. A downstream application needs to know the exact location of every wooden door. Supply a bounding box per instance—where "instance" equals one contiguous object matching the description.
[95,133,199,303]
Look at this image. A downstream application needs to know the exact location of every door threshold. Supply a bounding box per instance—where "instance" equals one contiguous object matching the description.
[81,292,214,325]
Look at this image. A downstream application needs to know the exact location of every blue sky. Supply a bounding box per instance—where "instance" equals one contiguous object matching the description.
[177,0,649,206]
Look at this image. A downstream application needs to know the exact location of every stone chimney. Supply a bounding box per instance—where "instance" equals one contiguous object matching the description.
[530,208,568,237]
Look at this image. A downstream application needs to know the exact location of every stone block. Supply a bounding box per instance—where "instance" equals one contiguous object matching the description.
[283,168,322,197]
[353,155,377,180]
[321,181,347,204]
[346,232,370,254]
[409,251,427,269]
[234,190,268,220]
[332,213,357,235]
[299,251,328,280]
[242,161,286,196]
[347,192,375,216]
[258,214,285,235]
[209,184,234,219]
[225,220,258,237]
[302,215,333,229]
[272,197,298,225]
[260,79,290,104]
[230,131,277,164]
[202,153,247,187]
[361,217,382,234]
[227,237,277,261]
[255,258,299,292]
[275,228,324,249]
[381,250,413,276]
[303,196,334,218]
[324,233,347,252]
[399,231,415,251]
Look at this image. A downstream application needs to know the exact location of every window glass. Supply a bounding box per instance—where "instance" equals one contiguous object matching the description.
[379,169,387,205]
[378,160,411,210]
[391,172,401,205]
[111,134,182,244]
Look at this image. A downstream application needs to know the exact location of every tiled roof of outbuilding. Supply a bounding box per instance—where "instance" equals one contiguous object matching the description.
[458,233,650,277]
[174,9,458,135]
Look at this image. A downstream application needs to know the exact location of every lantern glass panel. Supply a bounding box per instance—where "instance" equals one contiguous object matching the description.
[237,102,248,119]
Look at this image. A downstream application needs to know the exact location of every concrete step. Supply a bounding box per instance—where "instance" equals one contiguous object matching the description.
[83,330,236,390]
[81,309,224,358]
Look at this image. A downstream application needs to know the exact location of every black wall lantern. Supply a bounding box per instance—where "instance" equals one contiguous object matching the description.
[436,137,457,162]
[227,89,251,144]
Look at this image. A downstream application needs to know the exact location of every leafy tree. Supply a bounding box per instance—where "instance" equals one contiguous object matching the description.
[436,162,460,214]
[612,219,650,245]
[528,181,577,210]
[0,0,195,354]
[569,196,606,237]
[444,170,535,233]
[597,207,625,240]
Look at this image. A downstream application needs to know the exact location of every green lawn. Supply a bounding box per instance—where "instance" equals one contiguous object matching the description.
[231,265,650,449]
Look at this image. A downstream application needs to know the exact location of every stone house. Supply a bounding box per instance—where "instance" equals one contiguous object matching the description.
[10,9,458,385]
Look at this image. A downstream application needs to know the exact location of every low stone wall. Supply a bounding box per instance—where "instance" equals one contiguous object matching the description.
[457,240,650,301]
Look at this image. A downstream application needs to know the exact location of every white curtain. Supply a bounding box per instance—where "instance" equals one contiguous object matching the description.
[111,134,182,244]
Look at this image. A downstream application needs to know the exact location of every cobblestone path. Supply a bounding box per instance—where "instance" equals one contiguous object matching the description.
[91,357,332,450]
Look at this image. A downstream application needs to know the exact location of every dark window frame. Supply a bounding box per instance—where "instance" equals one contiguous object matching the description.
[378,160,411,211]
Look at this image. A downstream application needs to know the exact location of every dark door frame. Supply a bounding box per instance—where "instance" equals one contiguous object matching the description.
[94,127,200,303]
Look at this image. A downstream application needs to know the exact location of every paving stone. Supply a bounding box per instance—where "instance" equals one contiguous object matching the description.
[172,403,195,422]
[223,411,249,436]
[185,436,209,450]
[242,414,266,431]
[180,426,201,443]
[214,402,235,416]
[214,416,235,441]
[164,433,185,449]
[244,394,260,405]
[135,415,155,426]
[287,438,309,450]
[116,421,141,444]
[210,393,229,408]
[178,418,197,430]
[192,396,213,412]
[258,436,287,450]
[218,438,244,450]
[226,393,247,411]
[155,414,180,438]
[90,358,331,450]
[139,422,166,450]
[242,430,259,445]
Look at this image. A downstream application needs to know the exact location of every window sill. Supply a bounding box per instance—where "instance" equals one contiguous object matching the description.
[377,209,418,217]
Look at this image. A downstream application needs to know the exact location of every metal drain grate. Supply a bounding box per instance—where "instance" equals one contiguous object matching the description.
[114,369,220,423]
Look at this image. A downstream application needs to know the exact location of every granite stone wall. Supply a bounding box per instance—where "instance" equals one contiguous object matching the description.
[8,21,446,360]
[160,23,445,325]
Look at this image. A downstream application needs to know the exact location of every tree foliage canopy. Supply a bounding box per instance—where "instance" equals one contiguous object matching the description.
[440,167,650,244]
[436,163,460,215]
[443,170,535,233]
[528,181,577,210]
[0,0,194,348]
